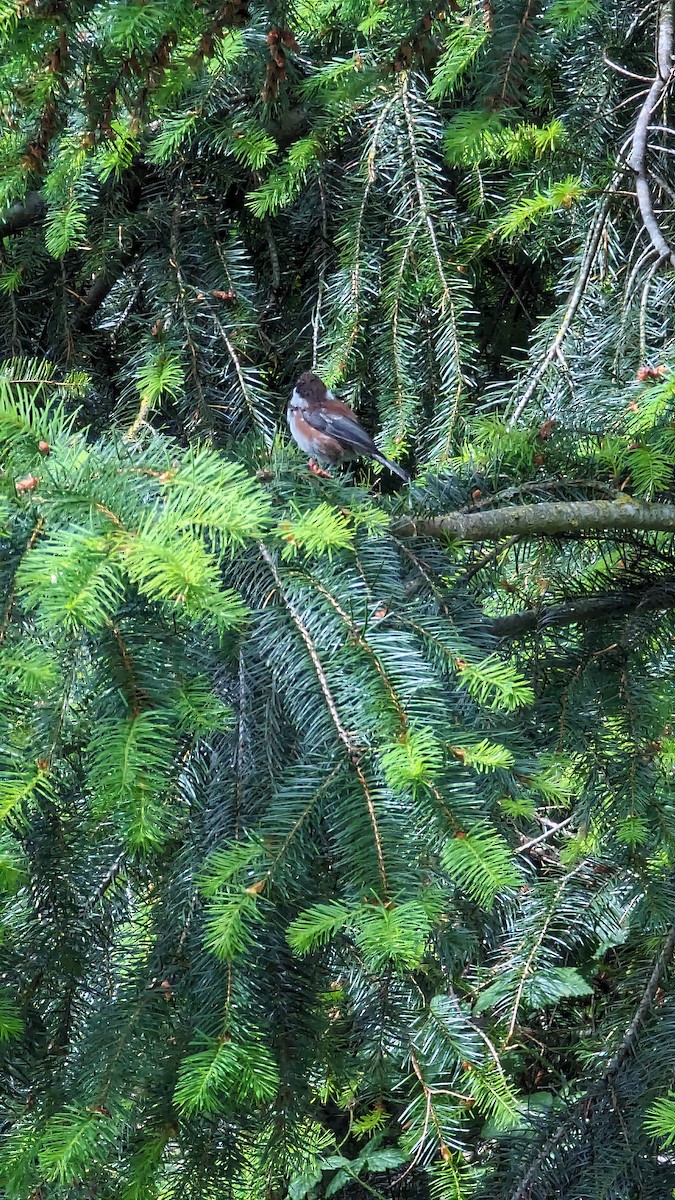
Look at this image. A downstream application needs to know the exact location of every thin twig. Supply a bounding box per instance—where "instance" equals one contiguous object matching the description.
[344,96,398,359]
[125,397,151,441]
[650,165,675,201]
[0,517,44,644]
[508,920,675,1200]
[604,54,654,81]
[504,865,587,1046]
[70,242,139,333]
[266,764,345,875]
[170,209,209,431]
[258,543,389,896]
[458,535,519,585]
[516,817,573,856]
[264,216,281,294]
[111,624,143,716]
[500,0,534,102]
[509,1118,582,1200]
[299,571,407,729]
[401,75,464,444]
[211,311,272,443]
[312,174,329,370]
[639,250,667,358]
[395,1050,470,1182]
[90,853,127,907]
[463,478,619,513]
[647,140,675,153]
[509,181,619,425]
[389,216,422,438]
[602,921,675,1078]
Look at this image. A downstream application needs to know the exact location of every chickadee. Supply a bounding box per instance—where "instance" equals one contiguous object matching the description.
[287,372,409,482]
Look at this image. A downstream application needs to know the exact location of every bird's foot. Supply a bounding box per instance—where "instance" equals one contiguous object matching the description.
[308,459,332,479]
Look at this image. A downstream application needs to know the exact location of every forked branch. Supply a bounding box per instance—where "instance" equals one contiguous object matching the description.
[628,0,675,265]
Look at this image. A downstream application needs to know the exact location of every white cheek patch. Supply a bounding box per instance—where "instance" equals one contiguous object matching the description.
[291,388,309,410]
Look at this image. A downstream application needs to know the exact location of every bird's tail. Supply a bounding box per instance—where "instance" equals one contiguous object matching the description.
[374,452,410,484]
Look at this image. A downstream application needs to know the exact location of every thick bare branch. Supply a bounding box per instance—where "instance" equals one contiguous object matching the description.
[628,0,675,265]
[489,583,675,636]
[394,499,675,542]
[70,242,139,333]
[0,192,46,239]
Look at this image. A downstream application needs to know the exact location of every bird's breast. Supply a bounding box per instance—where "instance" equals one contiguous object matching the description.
[288,405,320,455]
[288,405,344,462]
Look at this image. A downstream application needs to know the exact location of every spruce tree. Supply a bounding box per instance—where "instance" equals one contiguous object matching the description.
[2,2,675,1199]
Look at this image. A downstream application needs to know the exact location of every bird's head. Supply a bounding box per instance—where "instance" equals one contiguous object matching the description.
[294,372,334,405]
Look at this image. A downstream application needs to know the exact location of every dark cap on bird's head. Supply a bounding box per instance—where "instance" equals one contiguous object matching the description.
[294,371,332,403]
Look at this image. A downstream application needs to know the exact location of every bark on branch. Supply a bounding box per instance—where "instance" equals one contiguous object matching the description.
[394,499,675,543]
[627,0,675,266]
[69,241,139,332]
[488,584,675,637]
[0,192,46,240]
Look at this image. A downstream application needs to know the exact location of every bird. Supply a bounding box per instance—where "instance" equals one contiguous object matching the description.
[287,372,410,483]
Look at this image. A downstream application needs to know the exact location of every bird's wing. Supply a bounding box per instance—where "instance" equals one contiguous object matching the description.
[303,405,378,457]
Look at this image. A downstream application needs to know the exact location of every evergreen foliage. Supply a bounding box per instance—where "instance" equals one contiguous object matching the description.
[2,1,675,1199]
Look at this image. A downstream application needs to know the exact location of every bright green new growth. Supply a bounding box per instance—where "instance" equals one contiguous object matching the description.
[2,0,675,1198]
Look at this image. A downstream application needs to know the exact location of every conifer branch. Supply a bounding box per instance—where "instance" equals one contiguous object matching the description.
[90,853,127,905]
[503,866,586,1047]
[400,81,452,312]
[258,544,389,896]
[211,311,271,443]
[125,399,152,441]
[499,0,534,104]
[389,217,422,438]
[602,921,675,1078]
[403,1049,469,1171]
[394,498,675,542]
[516,817,573,856]
[458,536,519,585]
[509,1118,583,1200]
[170,217,209,429]
[267,764,344,874]
[3,3,675,1188]
[300,572,407,730]
[111,624,144,716]
[0,516,44,643]
[263,216,281,294]
[508,184,617,425]
[342,95,398,361]
[509,921,675,1200]
[311,175,328,370]
[400,77,463,440]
